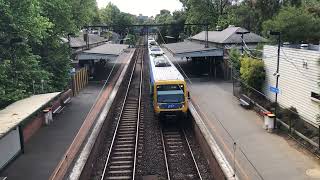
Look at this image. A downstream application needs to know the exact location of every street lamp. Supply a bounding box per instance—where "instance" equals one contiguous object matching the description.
[269,30,281,130]
[236,31,250,55]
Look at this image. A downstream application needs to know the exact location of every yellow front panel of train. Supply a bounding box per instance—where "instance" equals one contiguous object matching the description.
[153,80,188,114]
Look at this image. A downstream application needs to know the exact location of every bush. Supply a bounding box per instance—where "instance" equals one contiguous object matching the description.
[240,56,266,91]
[282,107,300,127]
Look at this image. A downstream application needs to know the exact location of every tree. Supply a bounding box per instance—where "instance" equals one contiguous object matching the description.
[229,48,241,72]
[240,56,265,91]
[70,0,99,27]
[0,0,53,108]
[155,10,174,41]
[185,0,218,34]
[262,6,320,43]
[100,2,121,25]
[100,3,136,35]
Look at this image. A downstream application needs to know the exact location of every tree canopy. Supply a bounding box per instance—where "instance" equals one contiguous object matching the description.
[0,0,100,109]
[262,5,320,43]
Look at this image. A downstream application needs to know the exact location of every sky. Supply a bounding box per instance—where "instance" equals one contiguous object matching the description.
[96,0,183,17]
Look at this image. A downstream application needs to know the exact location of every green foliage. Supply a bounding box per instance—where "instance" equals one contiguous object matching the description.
[0,50,52,108]
[229,48,241,72]
[170,11,187,40]
[99,2,136,34]
[262,6,320,43]
[185,0,218,34]
[282,106,300,126]
[0,0,99,109]
[240,56,266,91]
[153,10,187,41]
[155,10,174,39]
[70,0,99,27]
[124,34,137,46]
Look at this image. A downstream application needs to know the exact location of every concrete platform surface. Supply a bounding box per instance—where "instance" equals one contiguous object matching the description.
[191,81,320,180]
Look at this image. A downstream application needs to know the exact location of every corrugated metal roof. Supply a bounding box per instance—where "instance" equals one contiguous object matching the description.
[70,33,107,48]
[82,44,129,55]
[163,41,219,54]
[0,92,61,138]
[190,27,267,44]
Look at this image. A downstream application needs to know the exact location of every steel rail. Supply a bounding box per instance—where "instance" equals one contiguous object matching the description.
[182,129,203,180]
[132,48,144,180]
[160,125,171,180]
[160,125,204,180]
[100,49,139,180]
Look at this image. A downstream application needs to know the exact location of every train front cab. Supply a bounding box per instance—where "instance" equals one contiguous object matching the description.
[152,80,189,119]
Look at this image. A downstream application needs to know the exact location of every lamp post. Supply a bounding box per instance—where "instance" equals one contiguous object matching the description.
[269,31,281,130]
[236,31,250,55]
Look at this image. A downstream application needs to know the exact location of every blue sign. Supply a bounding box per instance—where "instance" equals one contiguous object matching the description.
[269,86,279,94]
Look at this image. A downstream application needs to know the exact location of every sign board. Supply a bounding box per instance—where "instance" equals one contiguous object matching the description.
[269,86,279,94]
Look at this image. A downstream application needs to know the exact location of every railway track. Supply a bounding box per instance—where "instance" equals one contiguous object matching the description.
[161,124,203,180]
[100,47,144,180]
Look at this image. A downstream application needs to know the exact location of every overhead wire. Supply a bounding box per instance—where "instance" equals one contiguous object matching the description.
[156,28,266,179]
[241,36,319,84]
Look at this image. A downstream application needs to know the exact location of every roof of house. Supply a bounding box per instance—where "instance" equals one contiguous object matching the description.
[190,26,267,44]
[82,43,129,55]
[0,92,61,138]
[163,41,220,54]
[70,33,107,48]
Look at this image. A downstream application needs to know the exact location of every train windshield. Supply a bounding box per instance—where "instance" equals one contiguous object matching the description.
[157,85,185,103]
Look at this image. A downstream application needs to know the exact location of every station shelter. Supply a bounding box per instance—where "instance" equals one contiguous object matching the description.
[76,43,129,81]
[163,41,224,79]
[0,93,62,171]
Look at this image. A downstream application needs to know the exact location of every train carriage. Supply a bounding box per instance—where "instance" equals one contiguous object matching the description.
[148,44,189,118]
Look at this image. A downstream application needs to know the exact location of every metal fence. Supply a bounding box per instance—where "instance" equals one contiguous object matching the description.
[71,67,89,96]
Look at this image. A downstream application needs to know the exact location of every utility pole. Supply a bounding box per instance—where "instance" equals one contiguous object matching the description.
[270,31,281,130]
[236,31,249,55]
[205,24,209,48]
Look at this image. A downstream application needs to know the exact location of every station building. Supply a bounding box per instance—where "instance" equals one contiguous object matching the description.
[164,26,267,79]
[263,45,320,127]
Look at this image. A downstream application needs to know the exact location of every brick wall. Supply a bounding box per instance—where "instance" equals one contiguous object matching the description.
[23,114,44,143]
[22,89,72,143]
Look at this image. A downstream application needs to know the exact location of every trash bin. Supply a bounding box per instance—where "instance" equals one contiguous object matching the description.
[264,113,275,132]
[43,108,53,125]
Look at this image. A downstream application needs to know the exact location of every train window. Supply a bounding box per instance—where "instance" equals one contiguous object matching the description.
[154,58,171,67]
[157,84,184,91]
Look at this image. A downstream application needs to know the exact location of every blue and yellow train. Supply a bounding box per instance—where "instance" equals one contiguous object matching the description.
[147,38,189,118]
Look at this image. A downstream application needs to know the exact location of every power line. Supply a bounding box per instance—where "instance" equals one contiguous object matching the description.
[156,29,264,179]
[281,49,319,83]
[241,38,319,84]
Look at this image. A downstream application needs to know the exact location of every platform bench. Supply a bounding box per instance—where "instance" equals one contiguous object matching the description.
[239,94,252,109]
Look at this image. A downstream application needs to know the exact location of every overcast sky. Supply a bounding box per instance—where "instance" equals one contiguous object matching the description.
[96,0,183,17]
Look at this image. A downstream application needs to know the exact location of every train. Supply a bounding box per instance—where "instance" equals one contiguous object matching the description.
[147,38,189,118]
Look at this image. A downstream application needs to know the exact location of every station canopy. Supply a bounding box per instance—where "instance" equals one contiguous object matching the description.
[163,41,223,58]
[0,92,61,138]
[77,43,129,61]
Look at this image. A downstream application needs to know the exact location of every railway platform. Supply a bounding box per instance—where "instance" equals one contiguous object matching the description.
[0,49,135,180]
[165,51,320,180]
[0,83,103,180]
